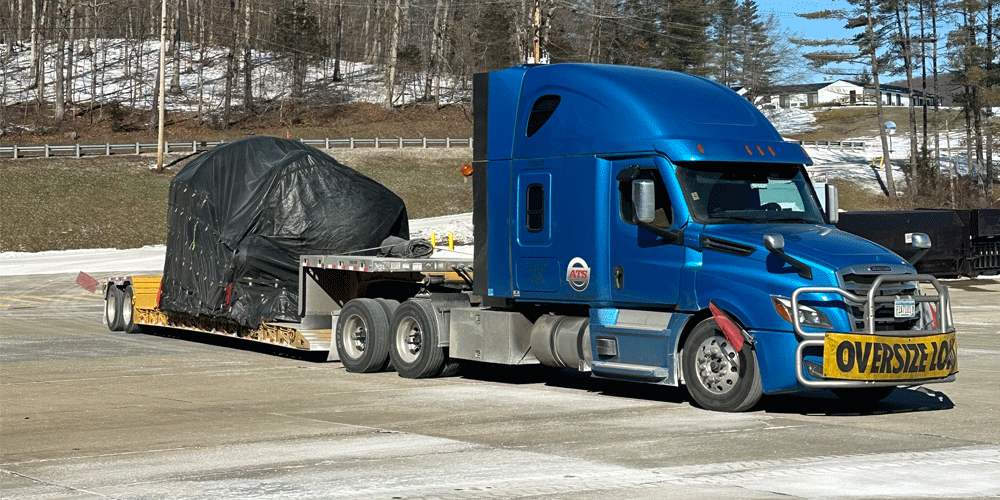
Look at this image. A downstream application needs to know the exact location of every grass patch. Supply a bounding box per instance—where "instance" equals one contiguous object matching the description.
[0,148,473,252]
[327,149,473,220]
[827,177,886,212]
[828,175,1000,212]
[0,157,174,252]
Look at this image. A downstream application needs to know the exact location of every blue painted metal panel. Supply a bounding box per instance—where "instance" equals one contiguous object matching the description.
[487,67,530,161]
[506,64,811,165]
[486,158,513,299]
[750,329,802,393]
[588,308,693,386]
[516,171,552,245]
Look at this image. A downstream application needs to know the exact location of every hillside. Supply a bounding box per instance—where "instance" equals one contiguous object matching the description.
[1,39,473,145]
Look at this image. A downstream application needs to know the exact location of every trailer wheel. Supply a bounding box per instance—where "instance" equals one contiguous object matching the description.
[389,299,446,378]
[105,286,124,332]
[122,285,142,333]
[374,298,400,325]
[336,298,391,373]
[682,317,762,412]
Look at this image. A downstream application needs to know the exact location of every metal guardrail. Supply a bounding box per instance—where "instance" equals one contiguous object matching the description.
[0,137,473,159]
[793,140,867,150]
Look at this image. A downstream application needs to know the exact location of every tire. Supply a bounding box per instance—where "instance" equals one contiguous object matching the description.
[389,299,446,379]
[122,285,142,333]
[437,352,462,378]
[105,286,124,332]
[682,317,762,412]
[374,298,400,324]
[832,387,895,405]
[335,298,392,373]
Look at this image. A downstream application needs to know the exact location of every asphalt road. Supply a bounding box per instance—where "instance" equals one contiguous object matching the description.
[1,272,998,499]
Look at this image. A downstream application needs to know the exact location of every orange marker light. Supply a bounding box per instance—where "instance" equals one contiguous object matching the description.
[697,143,705,154]
[768,146,776,156]
[757,146,765,155]
[460,163,474,177]
[745,145,753,155]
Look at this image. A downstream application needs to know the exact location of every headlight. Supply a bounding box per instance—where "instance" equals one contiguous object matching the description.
[772,296,833,330]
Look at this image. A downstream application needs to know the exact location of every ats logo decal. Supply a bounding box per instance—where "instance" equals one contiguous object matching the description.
[566,257,591,292]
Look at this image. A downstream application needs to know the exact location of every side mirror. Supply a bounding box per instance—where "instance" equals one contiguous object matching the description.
[633,179,656,224]
[907,232,931,265]
[764,233,813,279]
[825,184,839,224]
[764,233,785,251]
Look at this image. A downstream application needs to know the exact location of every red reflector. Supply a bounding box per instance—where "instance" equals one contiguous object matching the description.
[76,272,99,293]
[709,300,745,352]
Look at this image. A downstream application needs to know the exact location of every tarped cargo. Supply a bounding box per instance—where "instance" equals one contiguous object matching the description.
[159,136,408,326]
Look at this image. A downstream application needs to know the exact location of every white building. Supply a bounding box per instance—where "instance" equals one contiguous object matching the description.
[746,81,940,108]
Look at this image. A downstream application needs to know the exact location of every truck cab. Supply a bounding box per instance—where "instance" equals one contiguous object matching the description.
[468,64,956,411]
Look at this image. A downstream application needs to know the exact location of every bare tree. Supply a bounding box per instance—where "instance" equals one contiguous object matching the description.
[384,0,402,109]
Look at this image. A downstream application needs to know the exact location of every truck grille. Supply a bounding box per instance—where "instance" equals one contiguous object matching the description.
[838,265,921,332]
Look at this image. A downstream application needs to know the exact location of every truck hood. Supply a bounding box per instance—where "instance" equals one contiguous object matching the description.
[704,223,911,271]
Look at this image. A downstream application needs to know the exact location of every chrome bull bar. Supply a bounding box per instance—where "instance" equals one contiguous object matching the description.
[791,274,956,389]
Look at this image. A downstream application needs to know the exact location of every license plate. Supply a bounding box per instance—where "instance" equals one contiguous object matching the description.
[823,332,958,381]
[894,297,916,318]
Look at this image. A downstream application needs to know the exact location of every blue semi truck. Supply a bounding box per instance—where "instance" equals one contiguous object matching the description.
[106,63,958,412]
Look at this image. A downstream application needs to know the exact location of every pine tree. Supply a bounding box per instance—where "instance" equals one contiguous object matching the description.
[733,0,780,103]
[796,1,899,197]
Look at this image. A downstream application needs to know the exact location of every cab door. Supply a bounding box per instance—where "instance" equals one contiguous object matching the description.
[608,156,684,308]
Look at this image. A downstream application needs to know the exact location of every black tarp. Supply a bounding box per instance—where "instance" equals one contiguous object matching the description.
[159,136,408,326]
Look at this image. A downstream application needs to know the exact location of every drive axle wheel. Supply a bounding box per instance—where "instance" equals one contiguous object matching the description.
[389,299,446,379]
[336,298,391,373]
[682,317,762,412]
[105,286,124,332]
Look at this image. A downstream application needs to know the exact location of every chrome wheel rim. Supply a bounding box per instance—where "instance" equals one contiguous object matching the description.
[106,292,117,322]
[395,317,421,364]
[121,291,132,326]
[341,314,368,359]
[694,334,741,395]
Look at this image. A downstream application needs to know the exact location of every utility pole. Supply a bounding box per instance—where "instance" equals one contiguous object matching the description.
[156,0,168,173]
[533,0,541,63]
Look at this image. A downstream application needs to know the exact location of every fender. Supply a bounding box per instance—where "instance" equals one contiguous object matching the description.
[709,300,755,351]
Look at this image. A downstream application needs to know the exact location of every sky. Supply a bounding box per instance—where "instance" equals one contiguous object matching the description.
[760,0,855,83]
[762,0,853,41]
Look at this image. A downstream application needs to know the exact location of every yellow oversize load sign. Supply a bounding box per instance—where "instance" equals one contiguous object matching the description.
[823,332,958,381]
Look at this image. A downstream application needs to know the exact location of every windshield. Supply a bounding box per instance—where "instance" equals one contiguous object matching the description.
[675,162,825,225]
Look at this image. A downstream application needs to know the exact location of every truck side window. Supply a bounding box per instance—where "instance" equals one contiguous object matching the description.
[526,183,545,232]
[526,95,561,137]
[619,168,672,228]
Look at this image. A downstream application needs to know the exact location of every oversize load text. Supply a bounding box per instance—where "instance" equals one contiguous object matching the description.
[823,333,957,381]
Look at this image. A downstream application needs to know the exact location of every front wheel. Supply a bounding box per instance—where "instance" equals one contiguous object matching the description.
[682,317,762,412]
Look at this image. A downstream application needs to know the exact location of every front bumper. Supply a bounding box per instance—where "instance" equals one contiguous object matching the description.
[792,274,958,389]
